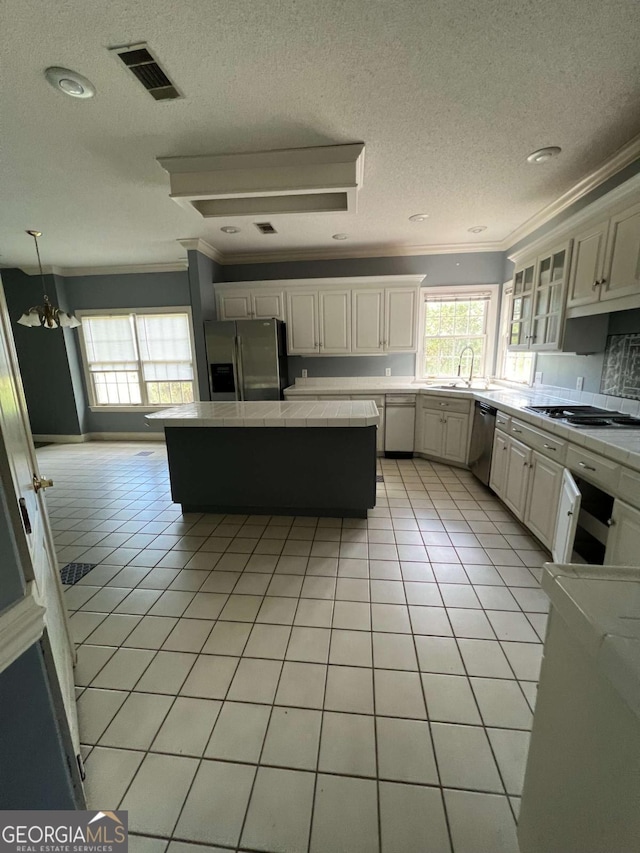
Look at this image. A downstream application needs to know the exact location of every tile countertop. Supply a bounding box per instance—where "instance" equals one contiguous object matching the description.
[543,563,640,718]
[284,381,640,472]
[145,400,380,428]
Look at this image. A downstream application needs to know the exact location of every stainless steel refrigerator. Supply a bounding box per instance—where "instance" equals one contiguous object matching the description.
[204,319,288,401]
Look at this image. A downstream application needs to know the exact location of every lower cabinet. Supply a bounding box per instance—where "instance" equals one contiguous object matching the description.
[604,498,640,566]
[503,438,532,518]
[417,406,470,464]
[523,451,564,550]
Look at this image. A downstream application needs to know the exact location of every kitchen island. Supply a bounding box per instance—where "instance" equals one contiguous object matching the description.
[146,400,379,517]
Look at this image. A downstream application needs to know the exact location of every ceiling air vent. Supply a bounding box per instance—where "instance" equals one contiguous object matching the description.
[110,43,181,101]
[255,222,277,235]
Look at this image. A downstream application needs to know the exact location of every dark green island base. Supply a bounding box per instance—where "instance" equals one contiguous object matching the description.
[164,426,377,518]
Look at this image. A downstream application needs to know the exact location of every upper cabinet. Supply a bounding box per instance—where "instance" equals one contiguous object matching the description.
[508,261,536,350]
[216,276,423,356]
[566,220,609,309]
[601,200,640,302]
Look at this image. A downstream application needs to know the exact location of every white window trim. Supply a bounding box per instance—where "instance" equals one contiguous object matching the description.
[75,306,199,412]
[495,281,537,386]
[416,284,499,381]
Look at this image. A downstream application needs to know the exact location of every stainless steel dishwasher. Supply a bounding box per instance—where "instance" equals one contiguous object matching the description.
[469,401,497,485]
[384,394,416,457]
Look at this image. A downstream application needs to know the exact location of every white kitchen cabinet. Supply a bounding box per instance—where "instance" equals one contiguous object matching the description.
[524,451,563,549]
[252,291,285,320]
[530,241,571,351]
[566,219,610,308]
[508,261,536,349]
[604,499,640,567]
[219,290,284,320]
[218,291,252,320]
[552,469,581,563]
[319,290,351,354]
[441,412,469,464]
[287,291,319,354]
[418,409,444,457]
[601,200,640,302]
[417,404,470,464]
[489,429,509,497]
[385,288,418,351]
[352,289,384,353]
[503,437,532,519]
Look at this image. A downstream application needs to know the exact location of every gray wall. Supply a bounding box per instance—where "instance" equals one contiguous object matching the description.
[187,251,222,400]
[0,644,77,808]
[288,353,416,380]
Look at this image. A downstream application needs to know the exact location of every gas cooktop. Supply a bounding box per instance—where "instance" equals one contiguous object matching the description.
[524,405,640,429]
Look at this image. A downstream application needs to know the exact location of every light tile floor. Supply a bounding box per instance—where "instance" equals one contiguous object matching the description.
[40,441,550,853]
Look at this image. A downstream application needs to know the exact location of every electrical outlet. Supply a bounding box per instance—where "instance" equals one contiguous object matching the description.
[534,371,543,386]
[385,368,392,377]
[301,369,308,379]
[576,376,584,391]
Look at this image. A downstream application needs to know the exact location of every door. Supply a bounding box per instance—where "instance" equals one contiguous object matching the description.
[286,291,318,354]
[441,412,469,464]
[204,320,239,400]
[509,262,536,349]
[552,469,581,563]
[489,429,508,498]
[503,438,532,519]
[385,288,418,351]
[566,219,609,308]
[218,292,252,320]
[352,289,384,353]
[524,451,563,549]
[419,409,444,456]
[237,320,282,401]
[252,291,284,320]
[604,499,640,567]
[0,281,81,770]
[319,290,351,354]
[601,201,640,302]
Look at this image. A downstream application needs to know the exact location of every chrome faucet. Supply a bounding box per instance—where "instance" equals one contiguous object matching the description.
[457,346,475,387]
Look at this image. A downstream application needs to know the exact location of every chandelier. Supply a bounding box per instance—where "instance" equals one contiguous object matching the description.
[17,231,81,329]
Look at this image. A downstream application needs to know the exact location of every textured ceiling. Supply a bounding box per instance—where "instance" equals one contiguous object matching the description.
[1,0,639,269]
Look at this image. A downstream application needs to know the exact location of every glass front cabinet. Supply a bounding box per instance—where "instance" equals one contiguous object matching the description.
[508,240,572,352]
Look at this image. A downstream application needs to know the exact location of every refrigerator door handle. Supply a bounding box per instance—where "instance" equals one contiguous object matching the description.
[235,336,245,401]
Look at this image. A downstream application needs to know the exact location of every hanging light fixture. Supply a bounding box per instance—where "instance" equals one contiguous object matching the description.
[17,231,81,329]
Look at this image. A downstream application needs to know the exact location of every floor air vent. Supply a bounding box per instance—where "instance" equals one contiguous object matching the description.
[111,44,181,100]
[255,222,278,234]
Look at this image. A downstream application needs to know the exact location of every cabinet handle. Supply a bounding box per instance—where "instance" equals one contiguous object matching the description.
[542,443,556,451]
[592,280,599,290]
[512,428,522,434]
[439,402,449,407]
[606,517,616,527]
[578,461,596,471]
[600,277,606,286]
[523,460,529,467]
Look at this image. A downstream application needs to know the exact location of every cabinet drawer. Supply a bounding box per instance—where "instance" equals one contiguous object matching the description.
[496,411,511,430]
[618,467,640,508]
[350,394,386,408]
[566,445,620,492]
[420,395,470,414]
[508,418,566,462]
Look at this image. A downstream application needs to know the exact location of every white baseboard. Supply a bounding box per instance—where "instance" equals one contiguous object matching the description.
[32,434,88,444]
[33,431,165,443]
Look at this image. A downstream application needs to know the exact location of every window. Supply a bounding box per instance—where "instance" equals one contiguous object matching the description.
[78,309,196,408]
[497,283,535,384]
[419,286,498,379]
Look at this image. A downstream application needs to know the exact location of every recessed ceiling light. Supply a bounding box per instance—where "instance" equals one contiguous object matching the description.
[468,225,487,234]
[220,226,240,234]
[527,146,561,164]
[332,233,349,240]
[45,67,95,99]
[409,214,429,222]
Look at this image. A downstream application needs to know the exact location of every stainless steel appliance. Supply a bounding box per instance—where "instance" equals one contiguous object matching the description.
[205,319,288,401]
[384,394,416,457]
[469,401,497,485]
[525,404,640,429]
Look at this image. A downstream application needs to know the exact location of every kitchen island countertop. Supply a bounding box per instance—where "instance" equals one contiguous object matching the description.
[145,400,380,428]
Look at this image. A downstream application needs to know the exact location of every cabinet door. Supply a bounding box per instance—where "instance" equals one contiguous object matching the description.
[524,451,563,549]
[530,242,571,351]
[509,262,535,349]
[286,291,319,354]
[219,292,252,320]
[503,438,532,519]
[552,469,581,563]
[604,499,640,567]
[419,409,444,457]
[385,288,418,351]
[252,291,284,320]
[601,201,640,302]
[489,429,509,498]
[319,290,351,354]
[352,289,384,353]
[566,220,609,308]
[441,412,469,464]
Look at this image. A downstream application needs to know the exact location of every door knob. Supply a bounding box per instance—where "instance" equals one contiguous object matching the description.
[33,474,54,492]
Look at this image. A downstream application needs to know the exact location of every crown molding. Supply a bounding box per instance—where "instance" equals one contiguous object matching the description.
[178,238,224,263]
[16,261,188,277]
[218,241,504,265]
[501,131,640,252]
